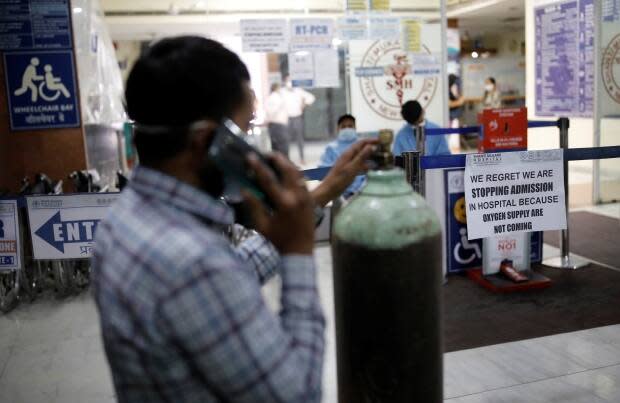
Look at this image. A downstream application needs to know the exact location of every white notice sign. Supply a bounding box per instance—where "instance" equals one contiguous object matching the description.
[464,150,567,240]
[240,19,288,53]
[290,19,335,51]
[0,200,21,271]
[27,193,120,260]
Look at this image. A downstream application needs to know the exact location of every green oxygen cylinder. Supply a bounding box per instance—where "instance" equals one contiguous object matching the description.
[331,129,443,402]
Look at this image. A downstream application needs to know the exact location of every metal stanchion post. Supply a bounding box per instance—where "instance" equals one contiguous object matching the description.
[543,117,589,270]
[402,151,422,195]
[415,123,426,197]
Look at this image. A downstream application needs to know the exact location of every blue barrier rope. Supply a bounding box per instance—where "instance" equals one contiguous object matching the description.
[420,146,620,170]
[303,145,620,180]
[425,126,480,136]
[424,119,559,136]
[527,120,559,128]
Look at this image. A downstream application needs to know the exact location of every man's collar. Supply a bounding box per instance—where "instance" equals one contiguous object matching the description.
[129,166,234,226]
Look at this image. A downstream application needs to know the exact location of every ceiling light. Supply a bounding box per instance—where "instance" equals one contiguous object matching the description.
[471,51,479,58]
[73,7,83,13]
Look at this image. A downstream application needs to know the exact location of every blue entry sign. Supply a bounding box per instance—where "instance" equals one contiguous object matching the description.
[0,200,21,271]
[26,194,119,260]
[4,50,80,130]
[445,169,482,273]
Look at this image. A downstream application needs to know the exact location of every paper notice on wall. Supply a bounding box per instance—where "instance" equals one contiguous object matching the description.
[289,19,334,51]
[370,0,390,11]
[289,49,340,88]
[289,51,315,87]
[402,19,421,52]
[314,49,340,88]
[410,53,441,77]
[347,0,368,11]
[368,16,401,40]
[240,19,288,53]
[464,150,567,240]
[338,16,368,41]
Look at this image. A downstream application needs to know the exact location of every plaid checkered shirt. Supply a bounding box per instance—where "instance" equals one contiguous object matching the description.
[92,166,325,403]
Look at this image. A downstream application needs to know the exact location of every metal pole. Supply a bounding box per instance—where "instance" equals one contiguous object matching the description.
[402,151,422,195]
[543,117,589,270]
[415,123,426,197]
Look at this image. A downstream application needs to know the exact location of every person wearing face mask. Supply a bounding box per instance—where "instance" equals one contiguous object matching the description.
[91,36,377,403]
[393,100,451,157]
[482,76,502,109]
[319,114,366,198]
[281,74,316,165]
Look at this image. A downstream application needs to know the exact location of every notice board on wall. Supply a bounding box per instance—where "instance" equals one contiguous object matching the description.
[534,0,594,117]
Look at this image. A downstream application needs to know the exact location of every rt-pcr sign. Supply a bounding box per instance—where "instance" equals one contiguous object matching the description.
[26,194,119,260]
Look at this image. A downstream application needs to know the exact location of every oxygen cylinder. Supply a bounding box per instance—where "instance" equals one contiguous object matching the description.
[331,130,443,402]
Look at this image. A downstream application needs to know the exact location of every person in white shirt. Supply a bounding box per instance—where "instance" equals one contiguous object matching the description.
[281,74,316,165]
[265,83,290,157]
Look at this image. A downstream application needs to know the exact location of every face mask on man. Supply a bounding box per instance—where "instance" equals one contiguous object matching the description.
[485,84,494,91]
[338,127,357,139]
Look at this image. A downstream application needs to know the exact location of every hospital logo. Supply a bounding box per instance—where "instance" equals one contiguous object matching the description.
[357,40,438,121]
[602,33,620,104]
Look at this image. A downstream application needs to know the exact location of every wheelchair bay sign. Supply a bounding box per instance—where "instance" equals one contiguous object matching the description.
[26,194,119,260]
[0,0,80,130]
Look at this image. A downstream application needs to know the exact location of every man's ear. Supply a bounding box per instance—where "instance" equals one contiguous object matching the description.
[188,121,218,162]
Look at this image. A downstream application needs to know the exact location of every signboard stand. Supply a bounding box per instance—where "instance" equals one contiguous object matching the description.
[542,118,589,270]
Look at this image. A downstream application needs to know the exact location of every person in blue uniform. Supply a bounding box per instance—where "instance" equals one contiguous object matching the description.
[319,114,365,198]
[393,100,451,157]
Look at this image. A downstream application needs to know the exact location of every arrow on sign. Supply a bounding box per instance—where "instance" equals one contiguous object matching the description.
[34,212,100,253]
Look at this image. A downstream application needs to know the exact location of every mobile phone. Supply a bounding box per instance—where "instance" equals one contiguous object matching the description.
[208,119,280,208]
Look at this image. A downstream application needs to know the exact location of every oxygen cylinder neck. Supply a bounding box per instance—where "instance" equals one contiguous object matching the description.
[371,129,394,169]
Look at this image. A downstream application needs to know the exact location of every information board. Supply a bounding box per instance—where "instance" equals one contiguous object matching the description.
[401,19,421,52]
[464,150,567,240]
[289,19,334,51]
[0,0,80,130]
[289,49,340,88]
[534,0,594,117]
[27,193,119,260]
[337,16,368,41]
[0,200,21,271]
[240,19,288,53]
[0,0,72,50]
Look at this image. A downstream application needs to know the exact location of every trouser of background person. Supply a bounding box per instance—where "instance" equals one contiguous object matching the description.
[288,115,305,163]
[268,123,290,158]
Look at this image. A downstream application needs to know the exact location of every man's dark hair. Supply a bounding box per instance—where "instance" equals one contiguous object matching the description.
[401,100,423,125]
[337,114,356,126]
[125,36,250,166]
[487,76,496,85]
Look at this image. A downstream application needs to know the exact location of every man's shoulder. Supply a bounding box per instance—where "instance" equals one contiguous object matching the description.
[95,189,229,285]
[395,124,411,138]
[425,120,441,129]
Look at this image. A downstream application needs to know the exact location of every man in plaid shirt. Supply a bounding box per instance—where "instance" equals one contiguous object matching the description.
[92,36,375,403]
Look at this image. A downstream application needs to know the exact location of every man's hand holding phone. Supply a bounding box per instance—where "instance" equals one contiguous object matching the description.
[243,153,315,255]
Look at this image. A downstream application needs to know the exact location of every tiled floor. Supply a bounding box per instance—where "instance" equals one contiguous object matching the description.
[0,193,618,403]
[1,243,619,402]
